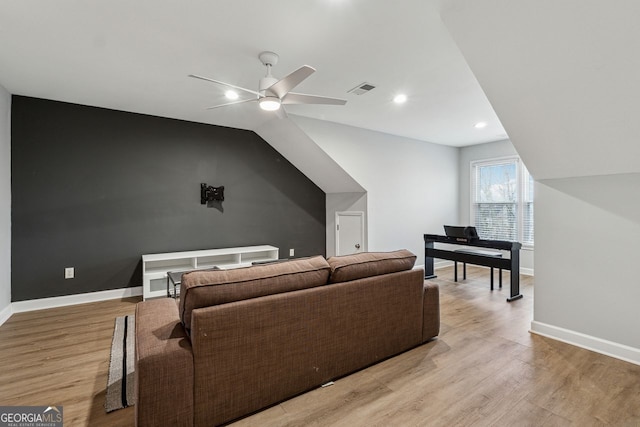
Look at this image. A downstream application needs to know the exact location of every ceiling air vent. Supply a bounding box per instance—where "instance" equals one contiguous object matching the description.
[348,82,376,95]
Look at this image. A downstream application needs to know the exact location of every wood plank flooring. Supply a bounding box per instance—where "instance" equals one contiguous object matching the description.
[1,267,639,426]
[0,297,138,427]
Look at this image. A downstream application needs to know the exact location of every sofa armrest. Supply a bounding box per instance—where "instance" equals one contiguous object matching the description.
[135,298,194,427]
[422,282,440,342]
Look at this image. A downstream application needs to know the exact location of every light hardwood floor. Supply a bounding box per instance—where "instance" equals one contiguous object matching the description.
[0,297,138,426]
[1,267,639,426]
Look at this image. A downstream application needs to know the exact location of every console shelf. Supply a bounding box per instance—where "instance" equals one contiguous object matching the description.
[141,245,279,299]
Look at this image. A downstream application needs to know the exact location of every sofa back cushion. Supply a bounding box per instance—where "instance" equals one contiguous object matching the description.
[327,249,416,283]
[179,255,330,333]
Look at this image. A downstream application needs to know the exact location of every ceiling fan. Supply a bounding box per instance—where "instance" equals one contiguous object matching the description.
[189,51,346,116]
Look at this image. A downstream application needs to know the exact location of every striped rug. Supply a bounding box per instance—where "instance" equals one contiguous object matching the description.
[105,315,135,412]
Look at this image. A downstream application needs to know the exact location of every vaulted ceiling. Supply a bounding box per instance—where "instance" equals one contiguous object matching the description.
[0,0,506,147]
[442,0,640,180]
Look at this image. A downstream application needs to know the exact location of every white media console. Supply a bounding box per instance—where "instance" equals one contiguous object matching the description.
[141,245,279,300]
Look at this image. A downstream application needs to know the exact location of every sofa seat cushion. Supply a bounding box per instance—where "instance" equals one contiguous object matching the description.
[179,255,330,333]
[327,249,416,283]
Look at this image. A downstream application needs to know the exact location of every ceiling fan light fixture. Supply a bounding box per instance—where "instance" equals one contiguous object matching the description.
[191,51,345,113]
[259,97,281,111]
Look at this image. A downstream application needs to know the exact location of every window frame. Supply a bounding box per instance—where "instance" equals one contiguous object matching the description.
[470,155,534,249]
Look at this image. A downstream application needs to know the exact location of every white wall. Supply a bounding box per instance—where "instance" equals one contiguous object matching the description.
[442,0,640,363]
[292,116,459,265]
[459,139,534,273]
[533,175,640,361]
[0,85,11,324]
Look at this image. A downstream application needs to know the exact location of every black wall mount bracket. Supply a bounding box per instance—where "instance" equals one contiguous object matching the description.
[201,183,224,204]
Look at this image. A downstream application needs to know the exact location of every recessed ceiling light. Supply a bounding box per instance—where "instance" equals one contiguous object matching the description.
[225,90,239,100]
[474,121,487,129]
[393,94,407,104]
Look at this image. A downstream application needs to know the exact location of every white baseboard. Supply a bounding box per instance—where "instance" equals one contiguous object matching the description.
[0,303,12,327]
[435,260,454,269]
[530,320,640,366]
[413,263,452,269]
[11,286,143,314]
[520,267,534,276]
[414,261,453,274]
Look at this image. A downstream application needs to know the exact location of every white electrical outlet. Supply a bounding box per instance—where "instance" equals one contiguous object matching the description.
[289,249,295,257]
[64,267,74,279]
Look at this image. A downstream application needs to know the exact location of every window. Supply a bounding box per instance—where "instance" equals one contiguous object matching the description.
[471,157,534,246]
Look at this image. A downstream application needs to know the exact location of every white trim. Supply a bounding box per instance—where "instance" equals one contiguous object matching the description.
[414,263,454,271]
[470,155,520,236]
[434,260,454,269]
[530,321,640,366]
[470,155,534,247]
[0,303,12,327]
[520,267,534,276]
[11,286,142,313]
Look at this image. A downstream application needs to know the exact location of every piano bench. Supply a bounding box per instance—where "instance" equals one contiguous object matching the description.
[453,249,503,290]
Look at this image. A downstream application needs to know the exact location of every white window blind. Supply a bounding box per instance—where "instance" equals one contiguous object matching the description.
[471,157,534,246]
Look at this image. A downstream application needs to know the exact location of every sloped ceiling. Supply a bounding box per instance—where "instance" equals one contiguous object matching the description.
[0,0,506,147]
[254,116,365,194]
[441,0,640,180]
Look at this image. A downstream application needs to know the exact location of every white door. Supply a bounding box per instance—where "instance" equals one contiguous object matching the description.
[336,211,365,256]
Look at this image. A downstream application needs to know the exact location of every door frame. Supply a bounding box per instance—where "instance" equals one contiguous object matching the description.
[335,211,366,256]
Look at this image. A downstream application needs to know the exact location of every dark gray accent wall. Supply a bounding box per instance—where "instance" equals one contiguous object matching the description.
[11,96,325,301]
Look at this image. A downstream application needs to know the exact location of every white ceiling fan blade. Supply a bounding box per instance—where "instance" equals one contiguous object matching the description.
[282,92,347,106]
[189,74,261,97]
[206,98,256,110]
[275,106,288,119]
[266,66,315,98]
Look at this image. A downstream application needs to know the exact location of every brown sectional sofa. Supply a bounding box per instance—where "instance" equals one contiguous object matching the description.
[135,249,439,427]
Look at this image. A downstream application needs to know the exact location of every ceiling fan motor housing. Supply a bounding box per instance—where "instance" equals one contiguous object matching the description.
[259,76,278,95]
